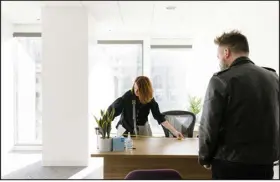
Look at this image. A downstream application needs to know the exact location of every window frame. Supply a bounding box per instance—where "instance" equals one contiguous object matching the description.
[148,45,193,135]
[94,40,144,135]
[13,32,42,148]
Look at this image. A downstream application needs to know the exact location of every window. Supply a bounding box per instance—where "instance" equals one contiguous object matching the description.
[12,34,192,144]
[89,41,143,134]
[13,34,42,144]
[149,47,192,135]
[89,42,192,136]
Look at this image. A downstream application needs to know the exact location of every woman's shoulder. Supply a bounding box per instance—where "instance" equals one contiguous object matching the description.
[122,90,133,99]
[147,97,158,106]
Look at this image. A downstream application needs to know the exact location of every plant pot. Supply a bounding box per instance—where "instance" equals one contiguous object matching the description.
[99,138,112,152]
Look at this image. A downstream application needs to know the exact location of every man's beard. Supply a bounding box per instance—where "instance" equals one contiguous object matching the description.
[219,60,229,71]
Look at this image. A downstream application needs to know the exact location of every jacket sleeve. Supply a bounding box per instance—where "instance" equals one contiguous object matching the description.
[150,98,166,125]
[199,76,227,166]
[107,92,127,120]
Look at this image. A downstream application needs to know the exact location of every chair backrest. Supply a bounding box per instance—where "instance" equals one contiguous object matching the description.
[162,110,196,138]
[124,169,182,180]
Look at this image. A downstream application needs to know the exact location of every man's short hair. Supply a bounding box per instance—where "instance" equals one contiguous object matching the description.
[214,30,249,54]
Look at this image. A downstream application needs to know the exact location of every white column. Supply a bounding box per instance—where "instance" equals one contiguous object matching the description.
[42,6,89,166]
[1,15,15,154]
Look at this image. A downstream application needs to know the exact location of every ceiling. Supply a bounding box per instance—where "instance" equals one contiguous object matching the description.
[1,1,279,36]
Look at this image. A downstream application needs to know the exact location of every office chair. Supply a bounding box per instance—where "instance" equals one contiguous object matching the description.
[162,110,196,138]
[124,169,182,180]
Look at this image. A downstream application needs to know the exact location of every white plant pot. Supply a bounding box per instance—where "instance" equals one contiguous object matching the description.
[99,138,112,152]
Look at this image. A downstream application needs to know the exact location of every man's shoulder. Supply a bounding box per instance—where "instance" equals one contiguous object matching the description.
[262,67,277,73]
[213,68,230,76]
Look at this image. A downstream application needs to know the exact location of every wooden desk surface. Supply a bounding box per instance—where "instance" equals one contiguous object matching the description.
[91,137,211,179]
[91,137,199,158]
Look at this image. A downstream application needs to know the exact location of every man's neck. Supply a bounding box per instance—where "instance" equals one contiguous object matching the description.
[229,54,249,66]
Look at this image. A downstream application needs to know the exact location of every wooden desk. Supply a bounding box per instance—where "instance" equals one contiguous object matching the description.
[91,137,211,179]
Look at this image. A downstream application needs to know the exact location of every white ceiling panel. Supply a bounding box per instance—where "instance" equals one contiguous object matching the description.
[1,1,278,36]
[152,1,192,27]
[118,1,154,28]
[82,1,122,25]
[1,1,41,24]
[152,1,237,34]
[40,1,82,7]
[1,1,82,24]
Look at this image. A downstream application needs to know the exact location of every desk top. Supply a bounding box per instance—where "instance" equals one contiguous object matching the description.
[91,138,199,158]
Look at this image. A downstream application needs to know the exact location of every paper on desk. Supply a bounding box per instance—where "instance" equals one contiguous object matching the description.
[117,125,126,137]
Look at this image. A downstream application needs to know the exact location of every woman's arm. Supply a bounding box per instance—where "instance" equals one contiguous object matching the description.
[107,92,128,120]
[107,98,123,120]
[150,98,184,139]
[161,121,183,138]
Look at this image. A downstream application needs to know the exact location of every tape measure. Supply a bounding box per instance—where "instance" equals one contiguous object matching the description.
[122,134,183,140]
[122,134,163,138]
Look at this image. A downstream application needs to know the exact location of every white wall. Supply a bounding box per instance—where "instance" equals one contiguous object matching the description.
[14,24,41,33]
[244,8,279,73]
[211,1,279,73]
[1,15,15,155]
[42,6,89,166]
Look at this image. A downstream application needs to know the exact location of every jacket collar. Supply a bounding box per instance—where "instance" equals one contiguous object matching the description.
[230,56,255,68]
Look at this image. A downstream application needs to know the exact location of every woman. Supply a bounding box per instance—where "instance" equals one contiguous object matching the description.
[107,76,184,139]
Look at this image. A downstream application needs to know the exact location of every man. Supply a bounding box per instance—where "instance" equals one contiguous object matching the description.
[198,30,279,179]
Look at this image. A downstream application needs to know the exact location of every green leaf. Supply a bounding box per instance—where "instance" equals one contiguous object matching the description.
[100,110,104,117]
[91,109,115,139]
[110,108,115,121]
[93,116,99,122]
[188,95,202,115]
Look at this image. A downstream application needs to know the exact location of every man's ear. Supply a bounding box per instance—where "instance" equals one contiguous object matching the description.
[224,48,230,58]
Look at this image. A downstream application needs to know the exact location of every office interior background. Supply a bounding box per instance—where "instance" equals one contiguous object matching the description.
[1,1,279,179]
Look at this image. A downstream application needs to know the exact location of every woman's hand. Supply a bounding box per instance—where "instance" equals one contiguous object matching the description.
[161,121,185,139]
[173,131,184,139]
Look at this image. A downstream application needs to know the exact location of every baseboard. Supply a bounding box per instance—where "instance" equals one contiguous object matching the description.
[42,160,89,166]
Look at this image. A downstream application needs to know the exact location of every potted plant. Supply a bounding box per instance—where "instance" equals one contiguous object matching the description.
[188,96,202,122]
[93,109,115,152]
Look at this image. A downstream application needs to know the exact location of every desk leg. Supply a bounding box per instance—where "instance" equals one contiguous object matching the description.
[103,156,211,179]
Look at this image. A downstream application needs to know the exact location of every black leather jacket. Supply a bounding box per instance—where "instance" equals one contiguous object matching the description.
[199,56,279,166]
